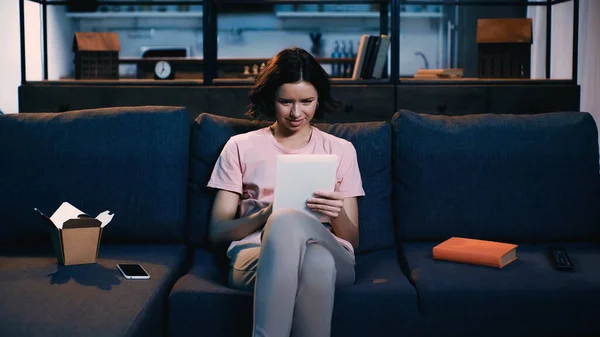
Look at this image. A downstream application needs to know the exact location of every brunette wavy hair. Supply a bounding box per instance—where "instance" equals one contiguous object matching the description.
[245,47,341,120]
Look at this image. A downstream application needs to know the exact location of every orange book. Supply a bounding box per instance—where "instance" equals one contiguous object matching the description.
[432,237,518,268]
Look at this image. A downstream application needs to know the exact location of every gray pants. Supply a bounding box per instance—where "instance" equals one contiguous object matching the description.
[228,208,356,337]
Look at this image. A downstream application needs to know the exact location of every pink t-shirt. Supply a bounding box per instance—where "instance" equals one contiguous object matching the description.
[207,126,365,255]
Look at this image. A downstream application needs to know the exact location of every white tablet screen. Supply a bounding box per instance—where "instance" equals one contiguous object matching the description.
[273,154,338,223]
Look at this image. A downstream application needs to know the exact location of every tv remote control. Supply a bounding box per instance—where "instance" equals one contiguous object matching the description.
[549,247,573,271]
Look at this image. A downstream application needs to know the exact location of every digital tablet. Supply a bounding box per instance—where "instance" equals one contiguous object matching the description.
[273,154,338,223]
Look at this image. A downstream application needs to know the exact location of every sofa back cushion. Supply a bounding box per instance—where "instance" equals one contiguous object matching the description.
[0,106,190,244]
[188,113,395,253]
[392,110,600,242]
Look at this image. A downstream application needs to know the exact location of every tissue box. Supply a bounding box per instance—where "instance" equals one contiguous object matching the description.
[35,202,114,266]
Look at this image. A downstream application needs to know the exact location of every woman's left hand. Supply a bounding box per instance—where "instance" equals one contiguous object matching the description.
[306,191,345,219]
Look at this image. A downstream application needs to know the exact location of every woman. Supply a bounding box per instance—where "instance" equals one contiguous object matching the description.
[207,47,364,337]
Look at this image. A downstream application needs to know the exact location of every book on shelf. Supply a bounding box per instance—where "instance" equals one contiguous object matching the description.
[352,34,391,80]
[351,35,369,79]
[432,237,518,268]
[413,68,464,79]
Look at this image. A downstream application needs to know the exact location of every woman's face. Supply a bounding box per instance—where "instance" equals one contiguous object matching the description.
[274,81,318,133]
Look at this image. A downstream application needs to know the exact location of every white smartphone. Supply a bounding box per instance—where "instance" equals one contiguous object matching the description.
[117,263,150,280]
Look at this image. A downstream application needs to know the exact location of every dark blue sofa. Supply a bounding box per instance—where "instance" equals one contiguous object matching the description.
[0,106,598,337]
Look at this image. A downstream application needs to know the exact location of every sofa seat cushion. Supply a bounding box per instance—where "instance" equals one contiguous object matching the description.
[331,249,421,337]
[0,244,189,337]
[168,248,420,337]
[401,242,600,337]
[167,249,253,337]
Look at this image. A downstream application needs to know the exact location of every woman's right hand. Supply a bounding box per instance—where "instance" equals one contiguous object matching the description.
[261,202,273,219]
[209,191,273,245]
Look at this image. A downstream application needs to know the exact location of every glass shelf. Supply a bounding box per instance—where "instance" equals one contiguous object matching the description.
[66,12,203,19]
[275,11,442,18]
